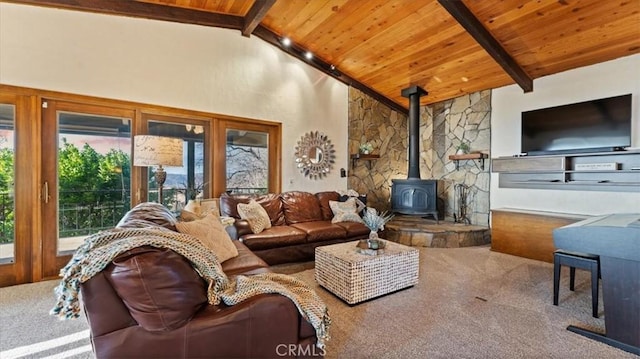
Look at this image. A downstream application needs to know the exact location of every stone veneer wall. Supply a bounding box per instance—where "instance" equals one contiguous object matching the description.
[348,88,491,225]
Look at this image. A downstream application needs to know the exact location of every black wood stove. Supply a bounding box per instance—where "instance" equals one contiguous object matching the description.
[391,85,439,222]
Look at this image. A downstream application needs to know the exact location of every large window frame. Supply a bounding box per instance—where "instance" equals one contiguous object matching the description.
[0,84,282,287]
[213,118,281,197]
[138,112,211,207]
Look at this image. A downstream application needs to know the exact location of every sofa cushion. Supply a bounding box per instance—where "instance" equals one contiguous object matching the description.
[291,221,347,243]
[175,213,239,263]
[221,241,271,276]
[316,191,340,221]
[334,221,370,236]
[105,246,208,332]
[281,191,323,224]
[237,199,272,234]
[339,194,367,211]
[240,226,307,250]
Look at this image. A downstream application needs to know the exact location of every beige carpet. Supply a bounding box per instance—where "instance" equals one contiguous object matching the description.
[280,246,637,359]
[1,246,637,358]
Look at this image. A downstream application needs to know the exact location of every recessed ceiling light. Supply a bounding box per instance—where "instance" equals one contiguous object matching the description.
[305,51,313,60]
[280,37,291,46]
[461,76,469,82]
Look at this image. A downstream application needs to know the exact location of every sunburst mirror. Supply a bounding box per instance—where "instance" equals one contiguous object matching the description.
[294,131,335,179]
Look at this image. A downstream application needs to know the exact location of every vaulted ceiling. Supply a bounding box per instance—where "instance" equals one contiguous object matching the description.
[6,0,640,113]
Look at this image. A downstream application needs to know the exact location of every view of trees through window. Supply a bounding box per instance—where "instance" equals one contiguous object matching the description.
[226,129,268,194]
[57,137,131,238]
[0,103,14,251]
[1,118,273,248]
[0,134,14,246]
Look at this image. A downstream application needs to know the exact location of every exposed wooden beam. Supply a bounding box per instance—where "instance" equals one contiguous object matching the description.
[252,25,408,114]
[438,0,533,93]
[242,0,276,37]
[3,0,243,30]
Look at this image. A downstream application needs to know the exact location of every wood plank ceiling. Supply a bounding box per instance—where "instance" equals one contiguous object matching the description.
[5,0,640,112]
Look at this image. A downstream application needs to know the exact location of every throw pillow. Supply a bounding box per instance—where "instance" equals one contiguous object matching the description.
[200,198,221,218]
[329,197,364,224]
[183,200,202,216]
[175,213,239,263]
[179,209,201,222]
[180,199,221,222]
[237,199,272,234]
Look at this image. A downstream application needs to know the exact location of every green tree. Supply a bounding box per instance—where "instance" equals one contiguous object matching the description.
[57,139,131,237]
[0,147,13,192]
[0,147,14,244]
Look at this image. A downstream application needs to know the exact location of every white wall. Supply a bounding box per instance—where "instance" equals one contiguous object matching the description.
[491,54,640,215]
[0,3,349,192]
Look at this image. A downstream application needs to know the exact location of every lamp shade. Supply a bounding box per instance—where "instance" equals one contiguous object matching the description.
[133,135,184,167]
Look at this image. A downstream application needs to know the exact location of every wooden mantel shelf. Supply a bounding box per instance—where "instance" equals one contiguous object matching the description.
[448,152,488,170]
[351,153,380,169]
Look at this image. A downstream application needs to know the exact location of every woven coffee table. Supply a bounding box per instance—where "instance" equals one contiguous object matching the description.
[314,240,419,304]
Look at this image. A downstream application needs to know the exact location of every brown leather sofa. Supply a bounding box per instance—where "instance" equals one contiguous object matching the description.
[220,191,370,265]
[80,240,321,358]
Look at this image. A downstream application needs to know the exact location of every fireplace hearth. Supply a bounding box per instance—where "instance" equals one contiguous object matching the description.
[391,85,439,222]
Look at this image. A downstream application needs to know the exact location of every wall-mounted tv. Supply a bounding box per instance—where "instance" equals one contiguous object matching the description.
[521,94,632,155]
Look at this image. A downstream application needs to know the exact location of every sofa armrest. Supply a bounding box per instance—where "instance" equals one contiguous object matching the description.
[233,219,254,238]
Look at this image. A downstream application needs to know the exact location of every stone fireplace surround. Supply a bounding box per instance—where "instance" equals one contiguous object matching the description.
[348,87,491,226]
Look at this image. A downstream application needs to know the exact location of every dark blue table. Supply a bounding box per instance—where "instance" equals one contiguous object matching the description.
[554,213,640,355]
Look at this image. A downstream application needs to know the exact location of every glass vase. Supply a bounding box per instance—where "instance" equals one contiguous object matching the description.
[369,231,379,240]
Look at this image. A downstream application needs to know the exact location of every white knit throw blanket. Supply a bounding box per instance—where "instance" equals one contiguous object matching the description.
[50,227,330,349]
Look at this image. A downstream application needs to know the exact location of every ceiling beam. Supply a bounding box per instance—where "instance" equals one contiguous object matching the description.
[252,25,408,114]
[3,0,244,29]
[438,0,533,93]
[242,0,276,37]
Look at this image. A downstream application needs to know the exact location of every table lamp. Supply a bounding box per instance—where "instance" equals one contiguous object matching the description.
[133,135,184,204]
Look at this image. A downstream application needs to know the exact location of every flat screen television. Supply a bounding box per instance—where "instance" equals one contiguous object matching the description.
[521,94,632,155]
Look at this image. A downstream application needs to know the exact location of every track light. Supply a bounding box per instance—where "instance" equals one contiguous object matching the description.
[280,37,291,47]
[329,64,341,77]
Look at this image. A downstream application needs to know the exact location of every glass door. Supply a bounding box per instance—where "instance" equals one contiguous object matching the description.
[41,100,133,279]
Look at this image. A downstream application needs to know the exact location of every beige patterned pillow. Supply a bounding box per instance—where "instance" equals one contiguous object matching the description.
[329,198,364,224]
[200,199,221,218]
[237,199,272,234]
[180,199,221,222]
[175,213,239,263]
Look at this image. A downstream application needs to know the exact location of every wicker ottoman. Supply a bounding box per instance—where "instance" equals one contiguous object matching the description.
[314,240,419,304]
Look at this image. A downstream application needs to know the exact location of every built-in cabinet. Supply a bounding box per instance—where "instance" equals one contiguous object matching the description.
[491,208,588,263]
[492,150,640,192]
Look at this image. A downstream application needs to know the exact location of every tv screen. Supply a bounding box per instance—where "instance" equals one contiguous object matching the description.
[521,94,632,155]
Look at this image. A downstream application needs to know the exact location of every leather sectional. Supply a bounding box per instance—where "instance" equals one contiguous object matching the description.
[220,191,370,265]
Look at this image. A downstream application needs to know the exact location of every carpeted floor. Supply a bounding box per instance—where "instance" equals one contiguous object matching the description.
[0,245,636,358]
